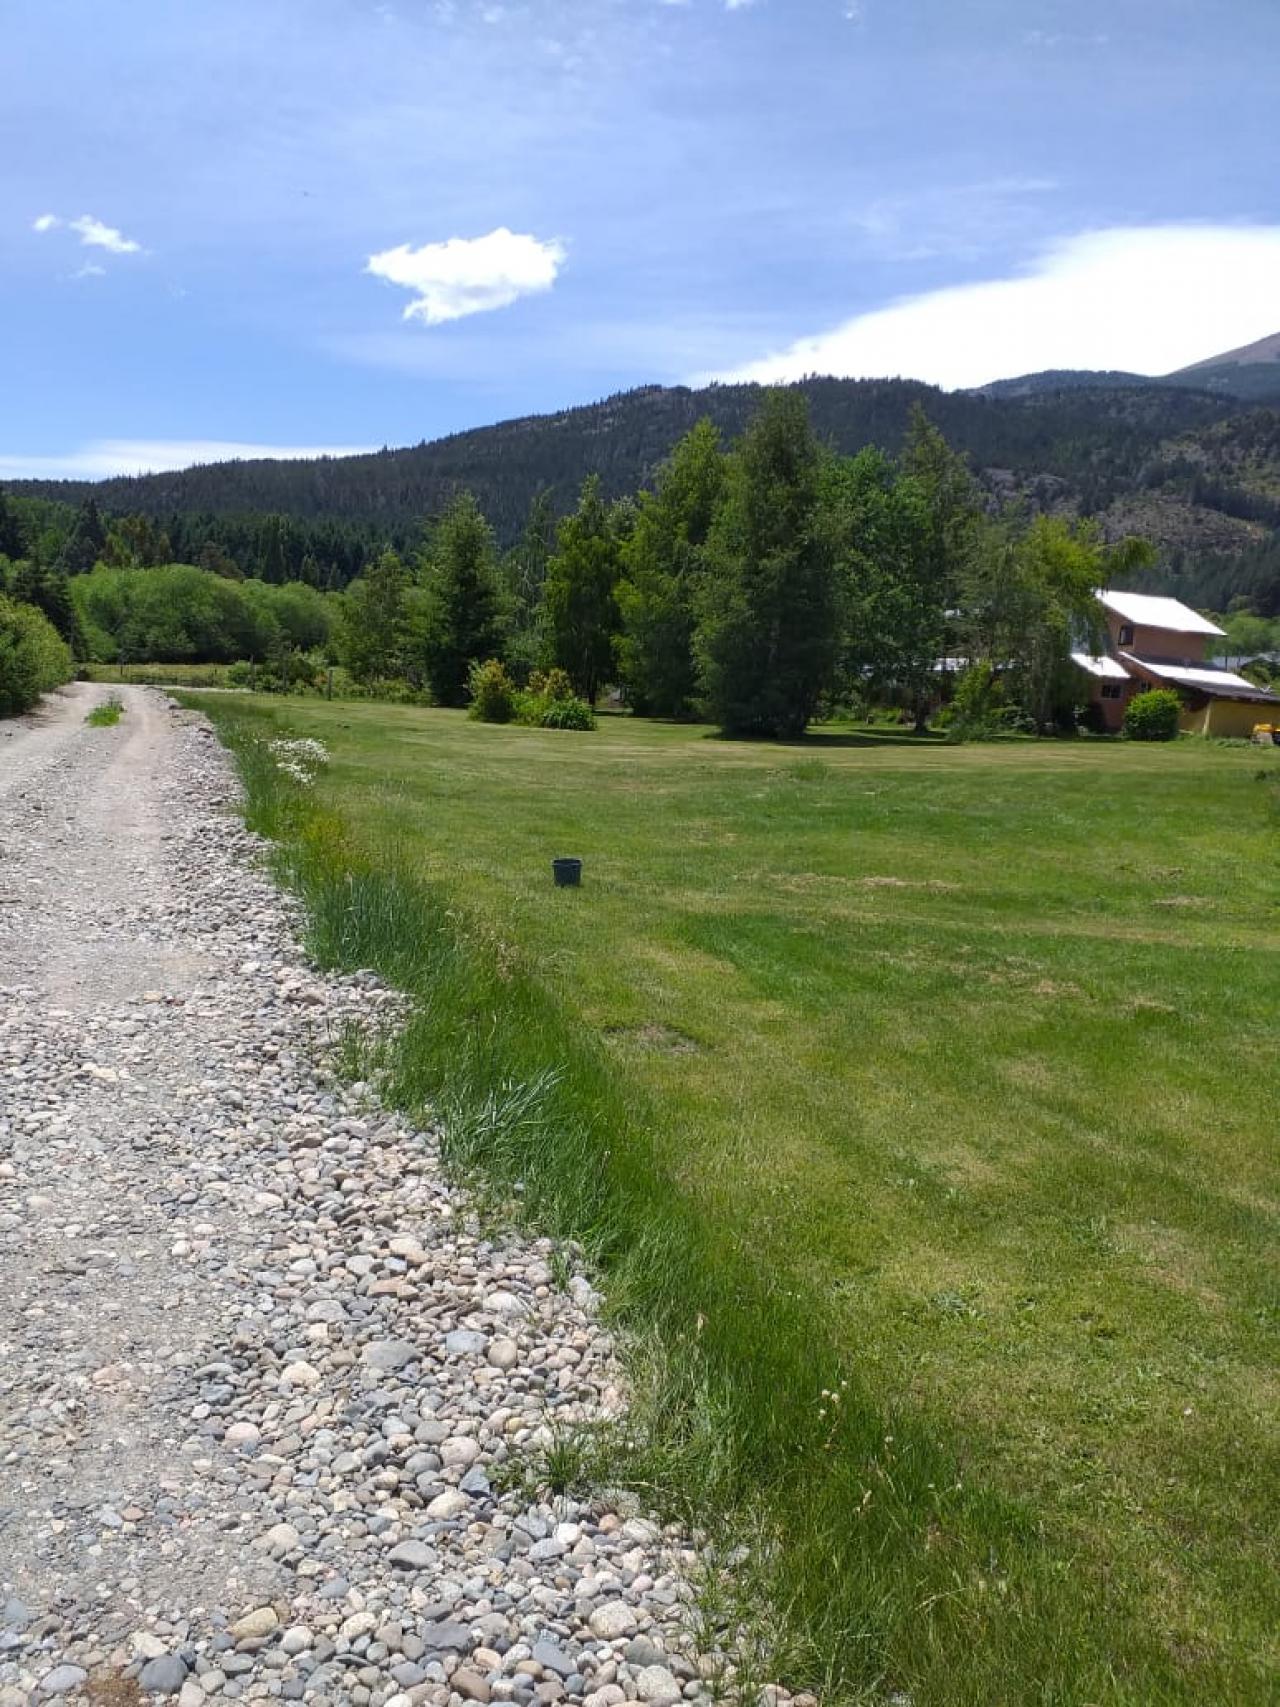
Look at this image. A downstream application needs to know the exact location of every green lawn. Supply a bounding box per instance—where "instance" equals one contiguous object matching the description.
[192,696,1280,1705]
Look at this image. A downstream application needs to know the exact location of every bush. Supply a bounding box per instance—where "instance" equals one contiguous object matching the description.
[0,595,73,716]
[1123,688,1182,742]
[944,662,1005,741]
[515,689,597,730]
[536,694,596,730]
[467,658,516,724]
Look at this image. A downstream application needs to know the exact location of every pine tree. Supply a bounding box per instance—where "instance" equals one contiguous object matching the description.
[335,549,409,683]
[543,475,623,704]
[695,392,839,738]
[416,492,505,707]
[616,419,725,717]
[0,492,26,561]
[12,560,85,657]
[55,498,108,575]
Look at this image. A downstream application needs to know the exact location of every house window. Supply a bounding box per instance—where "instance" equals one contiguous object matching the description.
[1101,683,1122,700]
[1118,624,1134,646]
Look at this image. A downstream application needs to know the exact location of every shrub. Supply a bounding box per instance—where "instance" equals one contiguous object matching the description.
[515,689,597,730]
[0,595,73,716]
[536,693,596,730]
[541,666,575,702]
[1123,688,1182,742]
[468,658,516,724]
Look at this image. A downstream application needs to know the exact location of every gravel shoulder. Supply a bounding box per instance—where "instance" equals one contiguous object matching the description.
[0,688,725,1707]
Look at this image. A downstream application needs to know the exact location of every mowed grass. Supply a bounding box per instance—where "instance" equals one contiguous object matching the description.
[191,695,1280,1704]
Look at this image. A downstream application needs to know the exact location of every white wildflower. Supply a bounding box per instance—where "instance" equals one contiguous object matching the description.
[270,737,330,785]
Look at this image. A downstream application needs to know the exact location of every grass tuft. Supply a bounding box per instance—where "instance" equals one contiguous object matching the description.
[85,694,124,727]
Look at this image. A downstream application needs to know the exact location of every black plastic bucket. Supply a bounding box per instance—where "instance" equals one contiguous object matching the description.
[552,857,583,888]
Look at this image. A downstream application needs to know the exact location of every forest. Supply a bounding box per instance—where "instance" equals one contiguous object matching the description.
[3,390,1278,735]
[6,374,1280,618]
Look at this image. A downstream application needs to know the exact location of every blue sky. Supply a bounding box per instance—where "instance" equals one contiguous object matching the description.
[4,0,1279,476]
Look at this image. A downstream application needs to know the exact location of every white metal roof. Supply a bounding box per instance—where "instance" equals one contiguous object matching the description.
[1120,654,1280,699]
[1098,589,1225,638]
[1071,652,1131,680]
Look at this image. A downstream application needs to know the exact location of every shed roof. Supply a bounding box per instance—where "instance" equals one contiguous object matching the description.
[1098,589,1225,638]
[1120,654,1280,703]
[1071,652,1131,680]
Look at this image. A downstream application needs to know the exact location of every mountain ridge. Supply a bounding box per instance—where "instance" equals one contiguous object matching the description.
[6,369,1280,613]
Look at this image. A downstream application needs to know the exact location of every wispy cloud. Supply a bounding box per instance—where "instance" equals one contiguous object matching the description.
[1024,29,1110,50]
[852,176,1059,263]
[32,212,144,254]
[365,227,566,325]
[702,225,1280,390]
[0,439,375,481]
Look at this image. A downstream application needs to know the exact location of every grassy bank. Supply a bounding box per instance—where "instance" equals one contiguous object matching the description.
[187,694,1280,1705]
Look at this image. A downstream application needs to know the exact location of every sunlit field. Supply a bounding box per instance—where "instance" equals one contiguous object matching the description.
[192,694,1280,1705]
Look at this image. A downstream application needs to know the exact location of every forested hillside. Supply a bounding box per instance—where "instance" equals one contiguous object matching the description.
[6,374,1280,611]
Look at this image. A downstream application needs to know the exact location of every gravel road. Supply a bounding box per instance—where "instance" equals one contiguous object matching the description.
[0,687,740,1707]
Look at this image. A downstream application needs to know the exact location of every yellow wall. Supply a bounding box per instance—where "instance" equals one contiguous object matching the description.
[1179,699,1273,739]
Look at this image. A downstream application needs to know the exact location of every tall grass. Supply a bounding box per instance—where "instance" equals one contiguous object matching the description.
[198,696,1211,1706]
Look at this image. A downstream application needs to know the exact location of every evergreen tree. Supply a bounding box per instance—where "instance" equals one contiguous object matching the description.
[500,488,556,680]
[543,475,623,704]
[258,515,289,584]
[198,538,243,579]
[416,492,505,707]
[504,488,555,629]
[103,512,172,569]
[335,549,409,683]
[55,498,108,575]
[616,419,725,717]
[695,391,839,738]
[12,560,85,657]
[0,492,26,560]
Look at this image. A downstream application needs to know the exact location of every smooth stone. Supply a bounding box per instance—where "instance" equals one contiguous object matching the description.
[40,1668,89,1697]
[588,1603,637,1641]
[634,1666,682,1706]
[363,1339,418,1372]
[139,1653,191,1694]
[230,1607,279,1640]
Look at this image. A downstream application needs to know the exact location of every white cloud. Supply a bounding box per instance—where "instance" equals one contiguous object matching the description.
[69,214,142,254]
[704,225,1280,390]
[724,0,759,10]
[365,226,566,325]
[0,440,375,481]
[71,263,106,280]
[31,211,143,254]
